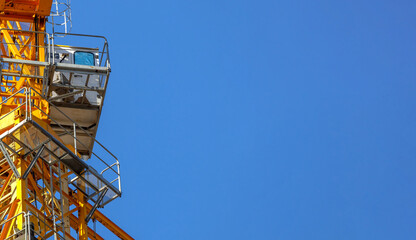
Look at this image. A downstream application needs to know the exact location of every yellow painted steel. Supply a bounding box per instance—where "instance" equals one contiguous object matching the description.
[0,1,133,239]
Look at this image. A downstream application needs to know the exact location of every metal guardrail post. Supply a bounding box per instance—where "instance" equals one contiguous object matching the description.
[118,162,121,192]
[73,122,77,154]
[28,88,32,120]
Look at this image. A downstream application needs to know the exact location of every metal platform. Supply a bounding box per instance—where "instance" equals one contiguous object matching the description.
[0,87,121,207]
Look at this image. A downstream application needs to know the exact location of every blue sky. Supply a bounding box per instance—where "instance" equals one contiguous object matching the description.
[69,1,416,239]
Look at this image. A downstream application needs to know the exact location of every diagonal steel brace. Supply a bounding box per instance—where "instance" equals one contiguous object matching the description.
[85,187,108,223]
[0,141,20,178]
[22,145,45,179]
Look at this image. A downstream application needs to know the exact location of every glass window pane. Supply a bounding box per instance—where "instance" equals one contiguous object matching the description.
[74,52,95,66]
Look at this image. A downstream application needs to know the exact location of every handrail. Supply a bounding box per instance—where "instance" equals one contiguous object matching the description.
[0,87,26,106]
[0,28,51,63]
[0,211,66,240]
[26,211,66,240]
[52,32,110,68]
[0,212,26,240]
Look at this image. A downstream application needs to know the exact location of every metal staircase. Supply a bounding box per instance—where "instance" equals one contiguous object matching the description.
[0,87,121,208]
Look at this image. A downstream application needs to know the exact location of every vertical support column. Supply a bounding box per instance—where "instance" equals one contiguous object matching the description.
[78,183,88,239]
[12,129,26,231]
[32,17,50,120]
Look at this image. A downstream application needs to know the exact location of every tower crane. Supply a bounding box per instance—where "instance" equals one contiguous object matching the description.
[0,0,133,239]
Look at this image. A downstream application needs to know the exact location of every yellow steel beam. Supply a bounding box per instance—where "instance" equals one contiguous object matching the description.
[0,171,12,198]
[88,203,135,240]
[0,199,19,239]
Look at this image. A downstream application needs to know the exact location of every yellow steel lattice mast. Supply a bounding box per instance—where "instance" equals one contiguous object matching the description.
[0,1,132,239]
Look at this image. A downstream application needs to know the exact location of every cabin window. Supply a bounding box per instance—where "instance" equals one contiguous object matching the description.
[74,51,95,66]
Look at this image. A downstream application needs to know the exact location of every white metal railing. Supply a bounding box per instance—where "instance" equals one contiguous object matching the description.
[0,29,51,99]
[51,32,110,68]
[0,29,109,67]
[26,211,66,240]
[0,211,66,240]
[0,30,111,104]
[0,212,26,240]
[0,28,51,62]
